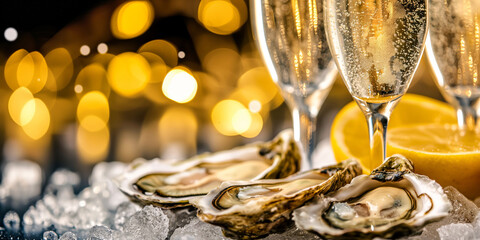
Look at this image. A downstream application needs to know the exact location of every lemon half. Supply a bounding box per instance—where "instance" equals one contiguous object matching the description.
[330,94,480,198]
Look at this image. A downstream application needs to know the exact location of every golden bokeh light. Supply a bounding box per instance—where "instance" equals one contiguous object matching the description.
[203,47,240,82]
[80,45,90,56]
[198,0,247,35]
[5,49,28,90]
[238,67,279,104]
[150,62,169,83]
[75,64,110,97]
[21,98,50,140]
[97,43,108,54]
[81,115,107,132]
[74,85,83,93]
[77,125,110,164]
[212,99,253,136]
[232,108,251,133]
[230,86,267,110]
[111,0,154,39]
[77,91,109,132]
[8,87,34,126]
[248,100,262,113]
[143,62,170,104]
[4,27,18,42]
[92,53,115,68]
[158,107,198,158]
[241,112,263,138]
[178,51,185,59]
[138,39,178,67]
[162,67,198,103]
[108,52,151,97]
[5,51,49,93]
[20,99,36,126]
[139,52,165,66]
[45,48,73,91]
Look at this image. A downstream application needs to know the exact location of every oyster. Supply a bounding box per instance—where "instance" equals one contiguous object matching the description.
[294,154,452,239]
[117,129,301,208]
[194,159,362,239]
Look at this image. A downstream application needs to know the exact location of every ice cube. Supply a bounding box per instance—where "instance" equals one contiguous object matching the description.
[444,186,479,223]
[43,193,60,217]
[43,230,59,240]
[437,223,475,240]
[49,169,81,188]
[88,162,128,210]
[111,230,133,240]
[56,185,75,202]
[404,186,479,240]
[46,169,81,195]
[23,202,54,235]
[70,198,110,230]
[59,232,77,240]
[3,211,20,232]
[33,200,54,228]
[164,208,196,237]
[1,159,42,205]
[114,202,141,230]
[89,162,126,186]
[123,205,169,240]
[88,225,113,240]
[170,218,226,240]
[312,139,336,169]
[471,212,480,239]
[263,224,321,240]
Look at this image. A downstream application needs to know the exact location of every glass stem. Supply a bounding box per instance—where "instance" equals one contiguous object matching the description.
[291,107,317,170]
[355,96,400,172]
[455,96,479,132]
[366,112,389,170]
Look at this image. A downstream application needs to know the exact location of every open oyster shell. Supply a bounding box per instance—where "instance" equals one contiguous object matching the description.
[294,154,452,239]
[194,159,363,239]
[116,129,301,208]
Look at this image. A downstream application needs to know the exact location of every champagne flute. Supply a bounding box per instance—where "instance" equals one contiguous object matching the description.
[250,0,338,169]
[324,0,428,171]
[426,0,480,133]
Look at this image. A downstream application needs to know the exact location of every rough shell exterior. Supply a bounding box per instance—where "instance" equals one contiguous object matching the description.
[294,154,452,239]
[194,159,363,239]
[116,129,301,208]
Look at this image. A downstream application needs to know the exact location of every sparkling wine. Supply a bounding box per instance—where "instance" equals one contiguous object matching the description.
[251,0,338,168]
[428,0,480,90]
[252,0,337,102]
[427,0,480,131]
[325,0,427,99]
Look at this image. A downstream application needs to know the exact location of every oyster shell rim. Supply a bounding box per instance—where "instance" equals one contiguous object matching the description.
[193,159,363,239]
[293,155,452,239]
[115,129,301,208]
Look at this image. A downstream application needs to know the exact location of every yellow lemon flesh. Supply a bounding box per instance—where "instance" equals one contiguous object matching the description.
[388,124,480,199]
[330,94,480,198]
[331,94,456,172]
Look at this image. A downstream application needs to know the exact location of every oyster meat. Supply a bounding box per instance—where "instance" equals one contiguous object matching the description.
[116,129,301,208]
[194,159,362,239]
[294,154,452,239]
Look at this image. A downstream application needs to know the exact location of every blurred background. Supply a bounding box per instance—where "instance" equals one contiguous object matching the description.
[0,0,443,198]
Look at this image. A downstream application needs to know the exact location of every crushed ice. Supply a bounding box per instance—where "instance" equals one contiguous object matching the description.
[1,160,480,239]
[0,159,42,208]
